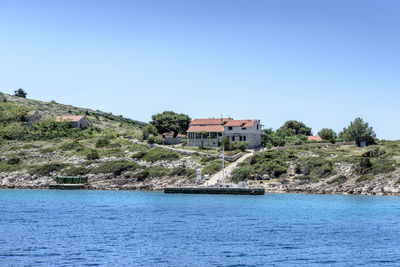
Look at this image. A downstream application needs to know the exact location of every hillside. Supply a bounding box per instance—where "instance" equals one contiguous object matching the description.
[231,141,400,195]
[1,92,400,195]
[0,92,221,190]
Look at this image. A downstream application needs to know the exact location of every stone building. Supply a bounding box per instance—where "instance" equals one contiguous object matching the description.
[55,115,91,129]
[187,118,263,149]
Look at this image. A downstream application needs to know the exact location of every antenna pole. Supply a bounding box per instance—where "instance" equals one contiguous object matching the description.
[222,145,225,183]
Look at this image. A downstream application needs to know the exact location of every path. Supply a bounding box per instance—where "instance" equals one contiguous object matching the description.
[206,152,254,186]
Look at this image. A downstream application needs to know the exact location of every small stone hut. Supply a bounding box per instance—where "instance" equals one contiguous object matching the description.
[55,115,91,129]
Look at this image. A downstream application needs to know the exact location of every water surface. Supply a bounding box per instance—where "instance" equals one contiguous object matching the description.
[1,190,400,266]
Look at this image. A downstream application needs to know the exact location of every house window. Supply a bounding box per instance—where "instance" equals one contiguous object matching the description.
[242,127,246,130]
[239,136,242,141]
[243,136,246,141]
[231,136,235,141]
[218,133,222,136]
[210,132,217,139]
[228,127,232,130]
[256,124,259,130]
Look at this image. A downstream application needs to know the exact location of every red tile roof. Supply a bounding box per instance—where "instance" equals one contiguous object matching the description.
[308,136,323,142]
[55,115,86,122]
[28,110,37,116]
[187,125,225,133]
[190,118,232,125]
[224,120,257,127]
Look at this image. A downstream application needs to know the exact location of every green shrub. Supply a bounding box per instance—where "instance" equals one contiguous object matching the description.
[295,157,335,178]
[203,160,222,175]
[200,156,215,164]
[231,150,292,182]
[6,157,21,165]
[370,159,396,174]
[327,175,347,185]
[29,163,68,176]
[0,162,22,173]
[131,150,148,159]
[62,166,89,176]
[142,149,180,162]
[60,140,85,151]
[86,149,100,160]
[40,147,57,154]
[145,166,170,177]
[147,135,157,144]
[95,137,111,148]
[169,166,196,177]
[92,160,142,175]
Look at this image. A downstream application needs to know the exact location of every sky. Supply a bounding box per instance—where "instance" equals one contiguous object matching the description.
[0,0,399,139]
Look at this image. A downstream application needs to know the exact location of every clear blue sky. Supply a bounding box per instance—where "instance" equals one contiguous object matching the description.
[1,0,399,139]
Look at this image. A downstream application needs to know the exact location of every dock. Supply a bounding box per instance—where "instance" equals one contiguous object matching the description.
[164,187,265,195]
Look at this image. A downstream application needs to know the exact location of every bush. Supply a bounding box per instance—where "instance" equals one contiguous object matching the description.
[14,88,27,98]
[40,147,57,154]
[327,175,347,185]
[232,141,249,152]
[6,157,21,165]
[92,160,142,175]
[231,150,292,182]
[0,162,21,173]
[169,166,196,177]
[203,160,222,175]
[362,147,386,158]
[142,149,180,162]
[60,140,85,151]
[86,149,100,160]
[62,166,89,176]
[147,135,157,144]
[29,163,68,176]
[295,157,335,178]
[95,137,111,148]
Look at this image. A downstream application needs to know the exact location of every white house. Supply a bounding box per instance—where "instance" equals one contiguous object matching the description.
[187,118,263,148]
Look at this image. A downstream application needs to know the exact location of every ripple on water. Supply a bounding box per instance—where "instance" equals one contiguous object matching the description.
[1,190,400,266]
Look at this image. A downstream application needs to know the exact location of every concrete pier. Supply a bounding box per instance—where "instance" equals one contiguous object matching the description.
[164,187,265,195]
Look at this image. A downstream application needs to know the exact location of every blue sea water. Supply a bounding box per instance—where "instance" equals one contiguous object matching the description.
[1,190,400,266]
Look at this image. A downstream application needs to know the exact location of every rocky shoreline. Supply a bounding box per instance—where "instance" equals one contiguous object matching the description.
[2,171,400,196]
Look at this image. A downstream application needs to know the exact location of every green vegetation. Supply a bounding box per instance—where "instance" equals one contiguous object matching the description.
[132,148,180,162]
[231,150,293,182]
[14,88,27,98]
[86,149,100,160]
[279,120,312,136]
[262,128,308,147]
[295,157,335,178]
[202,160,223,175]
[95,137,111,148]
[150,111,191,137]
[318,128,337,142]
[92,160,142,176]
[339,117,376,146]
[28,163,68,176]
[142,124,158,140]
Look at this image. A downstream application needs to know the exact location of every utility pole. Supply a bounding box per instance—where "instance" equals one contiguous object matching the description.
[221,145,225,183]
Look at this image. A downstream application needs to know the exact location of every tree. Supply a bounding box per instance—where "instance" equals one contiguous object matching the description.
[142,124,158,140]
[279,120,312,136]
[339,117,376,146]
[14,88,27,98]
[150,111,191,138]
[318,128,337,142]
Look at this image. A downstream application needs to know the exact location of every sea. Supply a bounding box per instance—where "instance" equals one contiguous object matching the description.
[1,189,400,266]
